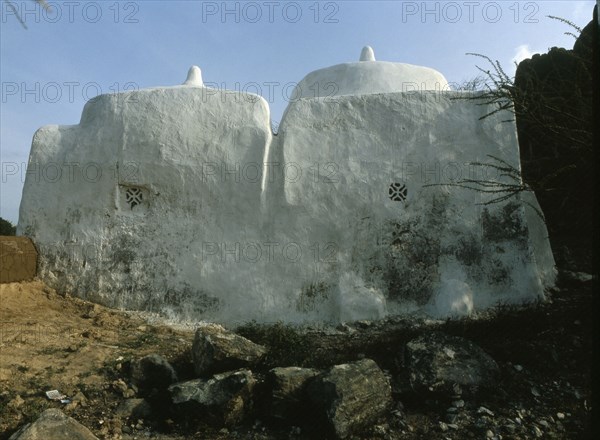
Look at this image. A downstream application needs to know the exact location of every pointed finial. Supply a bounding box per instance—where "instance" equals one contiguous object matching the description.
[183,66,204,86]
[359,46,376,62]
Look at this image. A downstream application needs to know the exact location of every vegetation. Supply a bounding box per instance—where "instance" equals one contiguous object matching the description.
[439,15,593,238]
[0,217,17,235]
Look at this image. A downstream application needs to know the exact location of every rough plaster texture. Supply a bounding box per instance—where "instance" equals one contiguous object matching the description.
[290,58,450,100]
[0,236,37,283]
[18,48,555,324]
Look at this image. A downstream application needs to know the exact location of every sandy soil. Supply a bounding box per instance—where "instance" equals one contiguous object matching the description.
[0,281,193,439]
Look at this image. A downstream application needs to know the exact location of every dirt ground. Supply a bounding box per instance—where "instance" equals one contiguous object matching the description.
[0,281,194,439]
[0,273,595,439]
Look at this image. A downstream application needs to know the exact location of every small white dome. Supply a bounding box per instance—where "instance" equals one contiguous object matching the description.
[360,46,376,62]
[292,47,449,99]
[183,66,204,87]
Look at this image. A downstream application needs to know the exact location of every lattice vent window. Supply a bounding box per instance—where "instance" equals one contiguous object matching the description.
[125,187,143,209]
[389,182,407,202]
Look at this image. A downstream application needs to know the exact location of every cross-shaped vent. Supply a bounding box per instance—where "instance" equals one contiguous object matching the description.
[125,187,143,209]
[389,183,407,202]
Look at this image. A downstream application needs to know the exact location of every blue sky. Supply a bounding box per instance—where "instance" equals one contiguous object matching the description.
[0,0,595,223]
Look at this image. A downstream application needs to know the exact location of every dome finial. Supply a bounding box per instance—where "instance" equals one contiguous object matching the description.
[360,46,376,62]
[183,66,204,86]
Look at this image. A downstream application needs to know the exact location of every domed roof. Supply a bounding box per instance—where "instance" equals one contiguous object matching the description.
[292,46,449,99]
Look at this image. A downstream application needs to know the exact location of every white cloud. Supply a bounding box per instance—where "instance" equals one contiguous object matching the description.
[504,44,543,77]
[511,44,539,65]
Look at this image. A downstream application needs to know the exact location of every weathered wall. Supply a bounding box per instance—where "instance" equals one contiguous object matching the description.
[272,91,555,319]
[0,236,37,283]
[18,86,272,320]
[17,68,555,324]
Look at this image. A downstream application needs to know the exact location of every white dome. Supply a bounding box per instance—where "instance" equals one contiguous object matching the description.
[292,46,449,99]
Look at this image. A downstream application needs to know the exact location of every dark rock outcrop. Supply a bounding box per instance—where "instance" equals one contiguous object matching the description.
[514,18,594,240]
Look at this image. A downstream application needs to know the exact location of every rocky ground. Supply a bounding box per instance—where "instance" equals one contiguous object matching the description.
[0,246,595,440]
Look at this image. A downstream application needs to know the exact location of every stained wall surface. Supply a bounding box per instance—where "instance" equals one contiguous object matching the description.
[18,56,555,324]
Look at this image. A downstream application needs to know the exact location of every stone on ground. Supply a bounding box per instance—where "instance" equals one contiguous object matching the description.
[307,359,392,439]
[115,398,152,419]
[169,369,256,427]
[405,331,499,398]
[8,408,98,440]
[268,366,320,420]
[192,324,267,376]
[130,354,178,390]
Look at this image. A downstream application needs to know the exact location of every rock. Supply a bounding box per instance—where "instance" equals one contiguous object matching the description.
[267,366,320,420]
[169,369,256,427]
[336,323,356,334]
[475,417,489,429]
[8,408,98,440]
[112,379,129,394]
[404,332,499,398]
[130,354,178,390]
[64,392,88,412]
[307,359,392,439]
[356,320,373,329]
[514,20,594,238]
[372,424,387,435]
[7,395,25,409]
[115,398,152,419]
[446,413,458,423]
[71,392,87,407]
[82,304,100,319]
[573,20,594,57]
[452,399,465,408]
[192,324,267,376]
[478,407,495,417]
[559,270,593,286]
